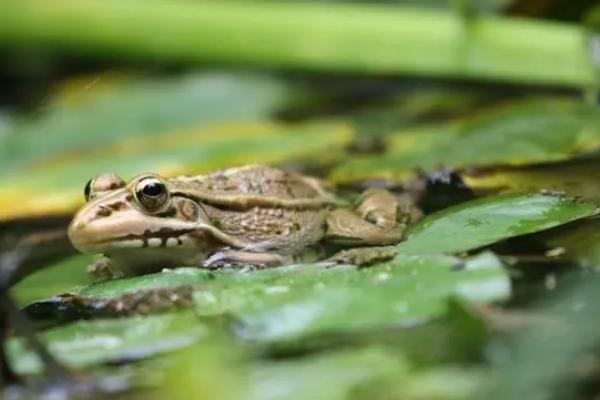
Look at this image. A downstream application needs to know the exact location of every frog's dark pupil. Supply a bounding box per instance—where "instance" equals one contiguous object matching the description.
[84,179,92,201]
[142,181,164,197]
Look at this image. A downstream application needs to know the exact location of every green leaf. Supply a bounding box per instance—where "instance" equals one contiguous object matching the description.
[249,347,410,400]
[28,252,509,343]
[0,73,289,174]
[0,120,352,220]
[6,311,208,375]
[79,267,215,299]
[232,253,509,342]
[0,72,354,221]
[331,99,600,183]
[484,274,600,399]
[348,87,489,136]
[10,254,95,307]
[160,342,485,400]
[398,193,597,255]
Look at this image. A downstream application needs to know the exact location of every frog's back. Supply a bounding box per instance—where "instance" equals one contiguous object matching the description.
[174,165,334,203]
[172,166,333,254]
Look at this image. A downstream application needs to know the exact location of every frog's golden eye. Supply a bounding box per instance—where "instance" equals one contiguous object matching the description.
[134,176,170,212]
[84,179,93,202]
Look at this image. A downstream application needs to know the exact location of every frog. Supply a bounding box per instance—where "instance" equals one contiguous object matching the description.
[68,165,421,277]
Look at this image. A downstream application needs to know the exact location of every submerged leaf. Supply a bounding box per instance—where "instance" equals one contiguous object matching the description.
[541,218,600,268]
[398,193,597,255]
[331,99,600,183]
[460,157,600,204]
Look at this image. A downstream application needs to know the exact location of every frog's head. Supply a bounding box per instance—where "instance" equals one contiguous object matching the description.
[68,172,205,255]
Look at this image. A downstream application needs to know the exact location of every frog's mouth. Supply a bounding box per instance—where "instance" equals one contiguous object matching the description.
[68,206,200,253]
[69,227,198,253]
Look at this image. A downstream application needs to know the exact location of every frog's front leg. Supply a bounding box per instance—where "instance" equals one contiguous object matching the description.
[203,250,288,269]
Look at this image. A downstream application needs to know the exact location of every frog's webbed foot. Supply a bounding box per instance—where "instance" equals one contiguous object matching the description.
[87,256,124,280]
[325,189,420,246]
[327,246,397,267]
[203,251,287,269]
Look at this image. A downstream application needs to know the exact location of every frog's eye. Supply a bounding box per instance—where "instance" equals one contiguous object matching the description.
[84,173,126,201]
[134,176,170,212]
[84,179,93,202]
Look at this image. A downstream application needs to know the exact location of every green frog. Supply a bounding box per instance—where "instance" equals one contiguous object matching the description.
[68,165,420,277]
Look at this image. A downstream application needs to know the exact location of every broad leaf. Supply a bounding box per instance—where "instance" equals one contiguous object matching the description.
[0,121,351,220]
[11,254,95,306]
[331,99,600,183]
[23,252,510,343]
[398,193,596,255]
[0,72,353,221]
[0,73,289,174]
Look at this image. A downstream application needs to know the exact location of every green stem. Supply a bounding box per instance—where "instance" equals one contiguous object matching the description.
[0,0,595,87]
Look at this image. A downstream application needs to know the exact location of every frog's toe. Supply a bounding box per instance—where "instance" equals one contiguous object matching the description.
[327,246,397,267]
[203,250,285,269]
[87,256,124,280]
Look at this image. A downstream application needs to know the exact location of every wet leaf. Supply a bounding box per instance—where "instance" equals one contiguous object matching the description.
[79,267,215,299]
[398,193,597,255]
[331,99,600,183]
[232,253,509,342]
[7,311,208,375]
[26,252,508,343]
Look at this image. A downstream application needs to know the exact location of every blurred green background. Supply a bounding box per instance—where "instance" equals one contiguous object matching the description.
[2,0,600,399]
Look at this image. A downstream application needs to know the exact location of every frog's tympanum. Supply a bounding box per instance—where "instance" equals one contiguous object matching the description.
[68,166,420,277]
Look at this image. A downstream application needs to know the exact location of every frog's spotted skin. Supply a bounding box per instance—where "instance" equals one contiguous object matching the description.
[68,165,420,277]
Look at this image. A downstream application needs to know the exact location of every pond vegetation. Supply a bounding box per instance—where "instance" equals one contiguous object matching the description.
[1,1,600,399]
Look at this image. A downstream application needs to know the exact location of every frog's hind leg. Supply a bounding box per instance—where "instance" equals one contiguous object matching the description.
[325,189,414,246]
[327,246,398,267]
[203,250,288,269]
[324,188,421,266]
